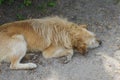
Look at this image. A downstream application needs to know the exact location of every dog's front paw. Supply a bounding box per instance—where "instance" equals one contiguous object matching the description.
[60,56,72,64]
[63,59,70,64]
[58,57,70,64]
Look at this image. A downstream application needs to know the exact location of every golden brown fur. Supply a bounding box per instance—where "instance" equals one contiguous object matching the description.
[0,16,101,69]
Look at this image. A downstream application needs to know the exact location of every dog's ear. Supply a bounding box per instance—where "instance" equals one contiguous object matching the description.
[79,24,87,29]
[76,43,88,55]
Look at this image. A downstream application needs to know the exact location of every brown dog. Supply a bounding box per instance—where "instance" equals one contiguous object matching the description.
[0,16,101,69]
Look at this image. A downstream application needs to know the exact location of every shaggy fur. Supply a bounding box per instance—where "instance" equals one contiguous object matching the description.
[0,16,101,69]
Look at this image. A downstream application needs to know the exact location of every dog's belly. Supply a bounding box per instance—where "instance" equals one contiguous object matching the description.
[26,36,50,52]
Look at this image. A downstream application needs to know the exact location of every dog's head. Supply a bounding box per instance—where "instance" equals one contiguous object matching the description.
[80,25,101,49]
[72,24,101,55]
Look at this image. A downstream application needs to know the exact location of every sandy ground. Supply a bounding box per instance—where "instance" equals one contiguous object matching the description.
[0,0,120,80]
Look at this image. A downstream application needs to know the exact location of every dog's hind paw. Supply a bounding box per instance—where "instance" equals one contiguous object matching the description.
[28,63,37,69]
[10,63,37,69]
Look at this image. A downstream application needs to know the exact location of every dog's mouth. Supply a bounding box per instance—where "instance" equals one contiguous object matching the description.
[88,40,102,50]
[88,38,102,49]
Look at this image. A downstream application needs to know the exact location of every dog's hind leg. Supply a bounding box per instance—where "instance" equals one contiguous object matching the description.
[9,35,37,69]
[9,49,37,70]
[10,53,37,69]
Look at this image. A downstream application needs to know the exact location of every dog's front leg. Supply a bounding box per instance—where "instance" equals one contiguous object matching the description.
[43,45,74,63]
[63,49,73,64]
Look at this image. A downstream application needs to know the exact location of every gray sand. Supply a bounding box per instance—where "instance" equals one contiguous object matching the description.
[0,0,120,80]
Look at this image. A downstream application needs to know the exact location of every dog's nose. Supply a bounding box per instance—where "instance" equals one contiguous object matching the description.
[98,40,102,45]
[97,39,102,45]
